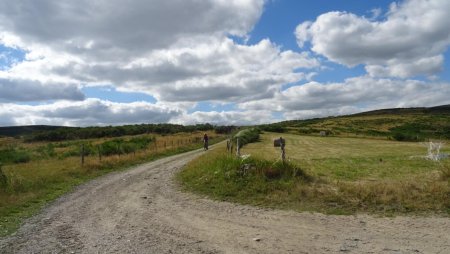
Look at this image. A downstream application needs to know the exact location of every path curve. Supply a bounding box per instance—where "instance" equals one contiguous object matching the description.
[1,145,449,253]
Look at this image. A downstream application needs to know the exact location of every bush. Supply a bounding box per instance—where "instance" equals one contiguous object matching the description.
[391,132,422,142]
[35,143,57,158]
[61,142,96,158]
[60,136,155,158]
[12,151,31,163]
[100,136,154,156]
[100,139,123,156]
[233,128,260,148]
[128,136,155,149]
[0,147,31,164]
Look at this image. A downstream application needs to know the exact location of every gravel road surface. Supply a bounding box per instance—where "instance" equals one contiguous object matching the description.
[1,145,449,253]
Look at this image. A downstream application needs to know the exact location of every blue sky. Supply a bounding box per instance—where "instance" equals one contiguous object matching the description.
[0,0,449,126]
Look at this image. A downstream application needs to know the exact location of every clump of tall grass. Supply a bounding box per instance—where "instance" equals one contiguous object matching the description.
[0,147,31,164]
[440,164,450,181]
[335,178,449,214]
[35,143,56,159]
[179,147,450,215]
[61,136,155,158]
[178,151,313,204]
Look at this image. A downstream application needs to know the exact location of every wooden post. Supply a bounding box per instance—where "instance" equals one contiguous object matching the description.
[280,138,286,163]
[0,163,7,188]
[230,138,233,155]
[98,146,102,162]
[81,144,85,166]
[236,138,240,157]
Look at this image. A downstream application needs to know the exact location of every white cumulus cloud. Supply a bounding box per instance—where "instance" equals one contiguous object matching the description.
[295,0,450,78]
[172,110,273,126]
[0,0,318,107]
[0,99,181,126]
[241,76,450,119]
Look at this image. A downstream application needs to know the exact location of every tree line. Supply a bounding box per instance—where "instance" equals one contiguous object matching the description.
[25,123,238,142]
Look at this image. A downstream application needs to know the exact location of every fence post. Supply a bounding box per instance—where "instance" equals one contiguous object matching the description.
[0,163,7,188]
[81,144,85,166]
[230,138,233,155]
[98,146,102,162]
[236,138,240,157]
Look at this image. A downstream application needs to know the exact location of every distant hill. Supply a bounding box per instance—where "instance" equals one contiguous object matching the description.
[0,125,67,137]
[351,104,450,116]
[259,104,450,141]
[0,123,216,142]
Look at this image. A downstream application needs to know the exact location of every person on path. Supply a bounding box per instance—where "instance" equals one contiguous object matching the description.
[203,133,209,150]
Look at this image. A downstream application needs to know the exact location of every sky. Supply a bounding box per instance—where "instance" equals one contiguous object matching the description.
[0,0,449,127]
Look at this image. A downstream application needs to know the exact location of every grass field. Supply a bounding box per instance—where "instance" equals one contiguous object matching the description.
[242,132,450,181]
[0,131,222,236]
[179,132,449,216]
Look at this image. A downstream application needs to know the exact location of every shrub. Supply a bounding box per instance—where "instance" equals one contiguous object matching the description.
[35,143,57,158]
[0,147,31,164]
[233,128,260,148]
[100,139,123,156]
[391,132,421,142]
[12,151,31,163]
[99,136,154,156]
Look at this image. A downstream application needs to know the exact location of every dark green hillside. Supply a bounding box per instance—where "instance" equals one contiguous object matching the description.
[0,125,65,137]
[261,105,450,141]
[351,104,450,116]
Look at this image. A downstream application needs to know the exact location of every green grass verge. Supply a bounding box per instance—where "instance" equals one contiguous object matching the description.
[178,137,450,216]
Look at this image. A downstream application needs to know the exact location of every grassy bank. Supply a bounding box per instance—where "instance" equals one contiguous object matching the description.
[0,131,223,237]
[178,133,449,216]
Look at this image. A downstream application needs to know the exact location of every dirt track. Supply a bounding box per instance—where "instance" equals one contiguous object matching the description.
[1,145,449,253]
